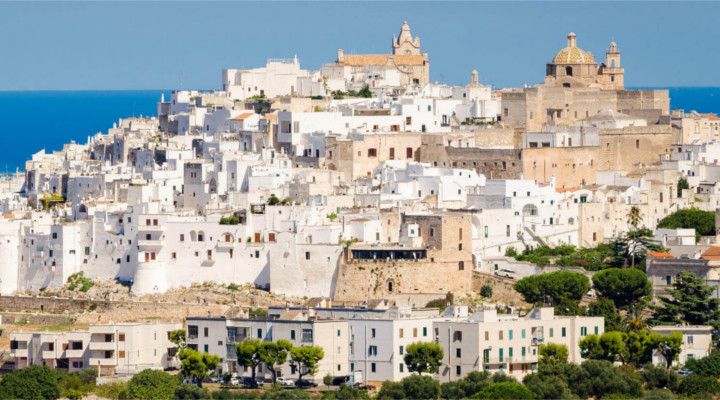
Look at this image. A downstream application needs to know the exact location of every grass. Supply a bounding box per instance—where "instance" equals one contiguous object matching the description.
[44,323,77,331]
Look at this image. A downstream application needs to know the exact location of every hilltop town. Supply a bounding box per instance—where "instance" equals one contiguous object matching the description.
[2,22,720,398]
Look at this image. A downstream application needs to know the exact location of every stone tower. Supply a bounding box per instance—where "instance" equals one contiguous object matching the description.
[603,41,624,89]
[392,21,421,55]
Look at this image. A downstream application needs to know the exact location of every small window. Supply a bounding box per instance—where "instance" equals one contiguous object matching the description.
[305,252,310,260]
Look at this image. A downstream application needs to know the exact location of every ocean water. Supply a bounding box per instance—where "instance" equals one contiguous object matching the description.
[1,88,719,172]
[0,90,169,172]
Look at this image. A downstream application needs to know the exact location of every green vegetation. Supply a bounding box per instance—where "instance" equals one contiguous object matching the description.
[220,216,241,225]
[40,194,65,210]
[476,382,535,399]
[235,339,263,386]
[403,342,444,375]
[592,268,652,309]
[247,93,268,102]
[513,270,590,315]
[227,283,240,291]
[267,194,281,206]
[66,271,93,292]
[539,343,569,366]
[95,382,128,399]
[331,90,344,100]
[579,330,683,368]
[127,369,180,400]
[174,383,209,399]
[258,340,293,383]
[425,292,454,310]
[179,348,220,385]
[677,177,690,197]
[651,271,720,328]
[321,384,369,399]
[326,212,338,221]
[249,308,268,318]
[290,345,325,383]
[657,207,715,242]
[480,285,493,298]
[357,85,373,98]
[0,365,63,400]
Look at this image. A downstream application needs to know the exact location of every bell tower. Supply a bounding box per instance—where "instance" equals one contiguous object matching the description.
[392,21,421,55]
[603,41,624,89]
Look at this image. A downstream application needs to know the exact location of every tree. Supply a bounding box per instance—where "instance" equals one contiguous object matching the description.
[522,373,574,400]
[617,227,664,269]
[401,375,440,399]
[588,298,623,332]
[685,352,720,377]
[174,383,210,400]
[0,365,61,400]
[650,331,683,369]
[474,382,535,400]
[571,360,642,399]
[579,332,625,363]
[357,85,373,98]
[289,346,324,384]
[169,329,187,360]
[331,90,344,100]
[179,348,220,386]
[677,177,690,197]
[641,363,679,391]
[677,373,720,398]
[480,285,493,298]
[322,384,370,400]
[236,339,263,387]
[513,270,590,315]
[267,194,281,206]
[622,329,655,367]
[652,271,720,327]
[538,343,568,366]
[440,371,493,399]
[127,369,180,400]
[376,381,405,399]
[403,342,444,375]
[627,206,642,230]
[658,207,715,241]
[592,268,651,309]
[258,340,293,383]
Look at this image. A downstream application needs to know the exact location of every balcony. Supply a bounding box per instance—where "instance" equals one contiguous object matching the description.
[138,224,165,232]
[42,350,58,359]
[507,355,538,363]
[64,349,85,359]
[138,239,164,248]
[12,348,28,358]
[89,357,117,366]
[89,341,115,351]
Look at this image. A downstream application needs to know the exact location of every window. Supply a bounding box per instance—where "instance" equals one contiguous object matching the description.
[483,349,490,363]
[371,363,376,373]
[399,328,404,338]
[400,364,404,372]
[406,148,413,158]
[509,330,513,340]
[459,261,464,271]
[406,116,412,125]
[188,325,198,339]
[290,330,296,340]
[400,345,404,355]
[257,329,262,339]
[499,348,504,362]
[204,344,209,353]
[305,252,310,260]
[369,346,378,356]
[119,351,125,358]
[549,328,554,338]
[453,331,463,342]
[180,234,184,242]
[413,328,417,337]
[562,327,567,337]
[688,336,694,345]
[485,331,489,340]
[499,331,504,340]
[204,327,209,337]
[423,327,427,337]
[119,334,125,342]
[456,365,461,375]
[368,148,377,158]
[456,348,461,358]
[594,326,598,335]
[580,327,587,336]
[666,275,672,285]
[636,139,640,149]
[338,329,341,337]
[371,329,376,338]
[521,329,526,339]
[301,329,313,342]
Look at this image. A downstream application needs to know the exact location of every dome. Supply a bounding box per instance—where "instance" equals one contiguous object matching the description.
[552,32,595,64]
[553,47,595,63]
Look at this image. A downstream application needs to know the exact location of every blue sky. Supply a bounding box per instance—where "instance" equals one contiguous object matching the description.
[1,1,718,90]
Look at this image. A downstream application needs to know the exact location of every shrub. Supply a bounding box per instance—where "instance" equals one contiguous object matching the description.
[174,383,209,399]
[0,365,62,400]
[474,382,534,399]
[480,285,493,298]
[227,283,240,291]
[220,216,240,225]
[127,369,179,400]
[323,374,333,386]
[95,382,129,399]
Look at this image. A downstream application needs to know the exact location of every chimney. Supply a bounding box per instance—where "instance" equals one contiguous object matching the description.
[337,49,344,64]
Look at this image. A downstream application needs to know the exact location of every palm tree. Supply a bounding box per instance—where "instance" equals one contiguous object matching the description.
[627,206,642,230]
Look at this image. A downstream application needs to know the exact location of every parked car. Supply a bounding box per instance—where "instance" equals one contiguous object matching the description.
[331,376,351,386]
[182,378,199,386]
[296,379,318,388]
[495,269,515,279]
[241,377,264,387]
[277,377,295,387]
[203,376,220,384]
[678,369,693,377]
[229,376,241,386]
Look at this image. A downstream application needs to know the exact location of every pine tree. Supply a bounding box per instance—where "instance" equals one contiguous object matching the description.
[652,271,720,327]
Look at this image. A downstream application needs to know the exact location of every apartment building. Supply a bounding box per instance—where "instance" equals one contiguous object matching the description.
[651,325,712,365]
[434,307,604,382]
[185,316,349,382]
[10,322,181,375]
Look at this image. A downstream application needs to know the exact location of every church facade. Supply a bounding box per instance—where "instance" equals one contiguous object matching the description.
[322,22,430,89]
[501,33,669,132]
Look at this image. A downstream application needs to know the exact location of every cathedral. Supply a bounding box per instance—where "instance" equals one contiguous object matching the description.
[543,32,624,90]
[325,22,430,88]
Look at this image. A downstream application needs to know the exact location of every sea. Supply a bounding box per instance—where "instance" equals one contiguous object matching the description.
[0,87,719,172]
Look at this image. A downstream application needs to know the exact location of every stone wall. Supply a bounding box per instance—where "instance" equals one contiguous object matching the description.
[471,272,529,307]
[0,296,231,319]
[0,314,75,325]
[522,146,599,188]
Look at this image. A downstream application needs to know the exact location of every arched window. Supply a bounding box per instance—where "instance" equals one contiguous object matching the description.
[522,204,539,217]
[198,231,205,242]
[190,231,197,242]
